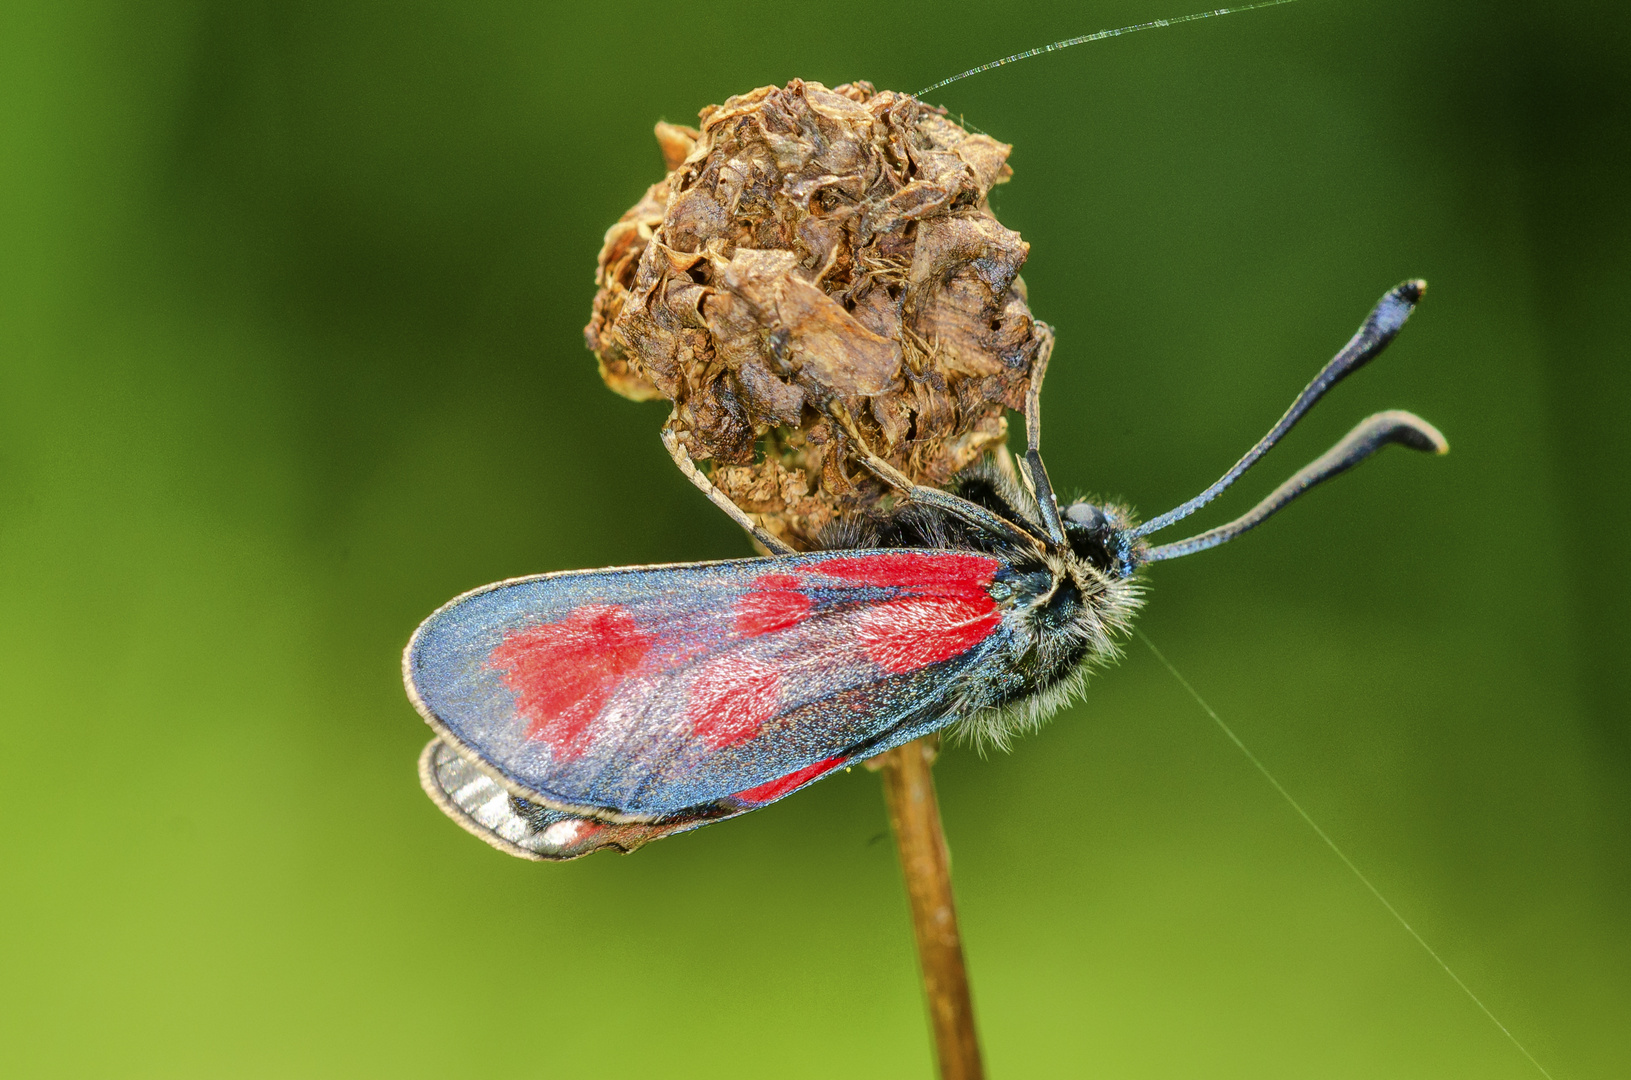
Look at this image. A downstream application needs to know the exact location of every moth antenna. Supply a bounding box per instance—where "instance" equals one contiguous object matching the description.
[918,0,1304,96]
[1141,410,1447,563]
[1130,280,1426,541]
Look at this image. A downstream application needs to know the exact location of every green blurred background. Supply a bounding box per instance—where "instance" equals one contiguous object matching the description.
[3,1,1626,1076]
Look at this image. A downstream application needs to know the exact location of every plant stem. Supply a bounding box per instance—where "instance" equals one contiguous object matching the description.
[875,737,984,1080]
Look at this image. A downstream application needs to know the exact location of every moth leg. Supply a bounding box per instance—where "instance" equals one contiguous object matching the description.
[817,399,921,495]
[822,401,1046,551]
[1014,325,1069,547]
[1021,322,1054,459]
[661,412,797,555]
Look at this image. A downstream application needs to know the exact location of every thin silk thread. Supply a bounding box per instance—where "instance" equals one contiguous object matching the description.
[1136,629,1555,1080]
[919,0,1305,96]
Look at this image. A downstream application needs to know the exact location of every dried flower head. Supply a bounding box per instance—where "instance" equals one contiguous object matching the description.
[586,79,1051,549]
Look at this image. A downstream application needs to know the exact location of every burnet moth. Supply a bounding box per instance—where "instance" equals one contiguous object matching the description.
[405,281,1445,860]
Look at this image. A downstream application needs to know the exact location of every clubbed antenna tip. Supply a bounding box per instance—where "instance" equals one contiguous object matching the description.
[1131,280,1431,542]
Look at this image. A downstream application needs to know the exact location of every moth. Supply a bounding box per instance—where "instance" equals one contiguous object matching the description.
[405,281,1444,860]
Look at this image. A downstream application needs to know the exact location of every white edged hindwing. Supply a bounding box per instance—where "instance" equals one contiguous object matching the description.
[417,739,701,861]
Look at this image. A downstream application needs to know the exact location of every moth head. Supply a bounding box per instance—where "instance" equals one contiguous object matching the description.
[1061,500,1137,578]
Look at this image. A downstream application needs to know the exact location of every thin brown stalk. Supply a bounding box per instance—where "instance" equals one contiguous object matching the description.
[873,737,984,1080]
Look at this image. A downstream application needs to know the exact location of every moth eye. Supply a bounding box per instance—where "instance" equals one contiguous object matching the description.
[1063,502,1118,572]
[1064,502,1109,534]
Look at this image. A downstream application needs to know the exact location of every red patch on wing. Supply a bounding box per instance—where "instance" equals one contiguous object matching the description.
[486,604,652,759]
[735,573,812,636]
[734,756,846,804]
[686,654,783,749]
[814,552,1003,672]
[856,596,1002,672]
[811,552,1000,594]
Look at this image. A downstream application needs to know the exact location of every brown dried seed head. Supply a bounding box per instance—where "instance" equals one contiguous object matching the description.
[585,79,1051,549]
